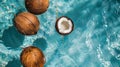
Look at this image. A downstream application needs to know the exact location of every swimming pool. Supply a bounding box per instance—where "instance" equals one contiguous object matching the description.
[0,0,120,67]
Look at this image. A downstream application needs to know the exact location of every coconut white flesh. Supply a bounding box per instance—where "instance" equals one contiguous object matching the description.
[58,17,73,34]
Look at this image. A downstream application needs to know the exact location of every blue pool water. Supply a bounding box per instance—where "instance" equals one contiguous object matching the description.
[0,0,120,67]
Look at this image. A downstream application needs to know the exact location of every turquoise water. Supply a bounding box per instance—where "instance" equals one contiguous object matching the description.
[0,0,120,67]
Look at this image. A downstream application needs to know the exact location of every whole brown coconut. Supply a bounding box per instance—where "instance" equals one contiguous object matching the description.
[20,46,45,67]
[14,12,40,35]
[25,0,49,15]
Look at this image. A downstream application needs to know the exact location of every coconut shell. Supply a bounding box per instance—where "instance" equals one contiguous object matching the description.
[25,0,49,15]
[14,12,40,35]
[20,46,45,67]
[55,16,74,35]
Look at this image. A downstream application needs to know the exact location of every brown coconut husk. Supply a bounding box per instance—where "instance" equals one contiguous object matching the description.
[20,46,45,67]
[25,0,49,15]
[14,12,40,35]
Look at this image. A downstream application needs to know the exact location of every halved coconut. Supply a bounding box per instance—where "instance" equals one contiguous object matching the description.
[55,16,74,35]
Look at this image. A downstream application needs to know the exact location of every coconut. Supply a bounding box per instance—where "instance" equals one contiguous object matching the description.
[55,16,74,35]
[14,12,40,35]
[25,0,49,15]
[20,46,45,67]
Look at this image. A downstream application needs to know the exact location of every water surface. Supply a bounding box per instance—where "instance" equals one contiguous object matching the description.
[0,0,120,67]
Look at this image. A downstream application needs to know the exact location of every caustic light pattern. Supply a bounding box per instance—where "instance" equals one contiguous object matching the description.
[0,0,120,67]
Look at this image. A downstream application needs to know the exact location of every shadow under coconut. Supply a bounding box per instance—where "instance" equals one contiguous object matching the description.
[33,38,47,51]
[6,59,21,67]
[2,26,24,49]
